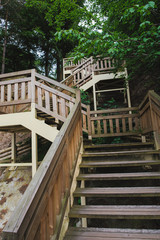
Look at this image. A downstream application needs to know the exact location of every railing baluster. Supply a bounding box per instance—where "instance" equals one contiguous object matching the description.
[21,82,26,100]
[1,85,4,102]
[7,84,12,102]
[28,82,31,99]
[14,83,18,100]
[109,119,114,133]
[45,90,50,110]
[60,98,66,117]
[91,121,95,134]
[103,120,107,134]
[97,120,101,134]
[52,94,58,114]
[122,118,126,132]
[116,119,120,133]
[38,87,42,107]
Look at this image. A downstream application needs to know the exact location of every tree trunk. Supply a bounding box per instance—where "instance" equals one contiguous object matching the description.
[1,10,8,74]
[56,57,63,82]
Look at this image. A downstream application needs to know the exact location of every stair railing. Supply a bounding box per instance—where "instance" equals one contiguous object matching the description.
[0,69,78,124]
[72,57,93,87]
[89,107,140,138]
[0,70,32,114]
[139,90,160,149]
[2,93,82,240]
[34,72,76,123]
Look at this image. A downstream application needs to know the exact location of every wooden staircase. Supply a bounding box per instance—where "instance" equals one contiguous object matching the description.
[64,141,160,239]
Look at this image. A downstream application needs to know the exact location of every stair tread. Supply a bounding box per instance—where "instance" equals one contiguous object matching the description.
[84,142,154,149]
[77,172,160,180]
[74,187,160,196]
[69,205,160,218]
[82,150,160,157]
[80,159,160,167]
[65,227,160,239]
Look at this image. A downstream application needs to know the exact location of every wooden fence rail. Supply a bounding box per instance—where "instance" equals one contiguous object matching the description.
[89,107,140,138]
[2,100,82,240]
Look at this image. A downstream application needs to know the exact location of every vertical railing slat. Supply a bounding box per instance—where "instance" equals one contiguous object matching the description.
[1,85,5,102]
[21,82,26,100]
[7,84,12,102]
[45,90,50,110]
[14,83,18,100]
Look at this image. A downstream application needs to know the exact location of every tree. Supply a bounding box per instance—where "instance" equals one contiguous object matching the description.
[56,0,160,89]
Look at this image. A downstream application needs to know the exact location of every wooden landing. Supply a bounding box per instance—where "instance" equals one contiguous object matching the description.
[64,227,160,240]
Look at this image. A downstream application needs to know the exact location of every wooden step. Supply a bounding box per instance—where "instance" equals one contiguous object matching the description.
[77,172,160,181]
[80,159,160,168]
[69,205,160,219]
[65,227,160,240]
[74,187,160,197]
[84,142,154,152]
[82,150,160,158]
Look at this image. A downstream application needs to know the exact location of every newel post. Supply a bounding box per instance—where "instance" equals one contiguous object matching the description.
[31,69,36,104]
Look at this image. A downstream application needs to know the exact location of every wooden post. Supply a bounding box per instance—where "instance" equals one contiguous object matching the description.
[31,69,36,103]
[31,102,38,177]
[11,133,16,163]
[125,68,132,108]
[87,105,92,140]
[93,84,97,111]
[32,131,38,177]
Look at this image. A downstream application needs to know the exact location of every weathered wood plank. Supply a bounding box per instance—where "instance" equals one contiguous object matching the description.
[7,84,12,102]
[1,85,5,102]
[77,172,160,181]
[45,91,50,110]
[14,83,19,101]
[21,82,26,100]
[69,205,160,219]
[37,87,42,107]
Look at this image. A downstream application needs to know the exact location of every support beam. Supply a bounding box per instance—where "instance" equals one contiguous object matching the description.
[93,84,97,111]
[11,133,16,163]
[125,68,132,108]
[32,131,38,177]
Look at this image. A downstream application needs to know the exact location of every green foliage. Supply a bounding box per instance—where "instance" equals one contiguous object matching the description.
[80,90,90,105]
[56,0,160,88]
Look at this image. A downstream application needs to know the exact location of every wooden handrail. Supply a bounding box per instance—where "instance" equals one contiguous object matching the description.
[2,101,82,240]
[0,69,32,80]
[35,72,76,95]
[72,57,93,74]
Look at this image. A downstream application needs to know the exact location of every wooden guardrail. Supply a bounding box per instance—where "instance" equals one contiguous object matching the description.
[0,69,77,123]
[89,107,140,138]
[2,98,82,240]
[139,90,160,149]
[81,90,160,145]
[93,57,116,72]
[63,57,87,71]
[62,56,125,88]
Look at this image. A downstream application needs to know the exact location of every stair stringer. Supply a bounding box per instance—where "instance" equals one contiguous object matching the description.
[0,112,59,142]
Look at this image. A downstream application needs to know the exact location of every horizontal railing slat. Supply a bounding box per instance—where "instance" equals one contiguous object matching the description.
[0,77,31,86]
